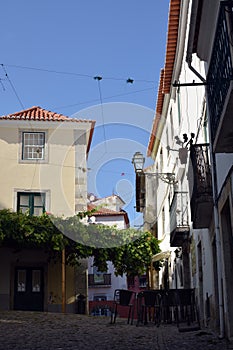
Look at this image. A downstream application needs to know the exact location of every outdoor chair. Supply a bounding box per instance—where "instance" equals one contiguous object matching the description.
[175,288,200,328]
[136,290,162,327]
[160,289,200,329]
[110,289,136,325]
[160,289,179,325]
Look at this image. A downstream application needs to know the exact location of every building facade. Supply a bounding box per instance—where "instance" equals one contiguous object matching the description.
[0,106,95,313]
[87,195,129,315]
[145,0,233,339]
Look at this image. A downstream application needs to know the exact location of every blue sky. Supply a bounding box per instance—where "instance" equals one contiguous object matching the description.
[1,0,170,227]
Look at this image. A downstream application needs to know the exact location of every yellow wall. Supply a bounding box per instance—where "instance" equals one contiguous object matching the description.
[48,260,75,306]
[0,125,76,216]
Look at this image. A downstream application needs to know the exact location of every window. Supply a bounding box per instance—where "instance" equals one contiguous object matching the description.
[17,192,45,216]
[17,270,26,292]
[22,132,45,160]
[139,275,147,288]
[93,266,105,284]
[32,270,41,292]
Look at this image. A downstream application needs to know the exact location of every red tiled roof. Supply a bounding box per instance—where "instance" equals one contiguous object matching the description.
[0,106,94,123]
[87,204,124,216]
[147,0,181,157]
[147,69,165,156]
[163,0,181,94]
[0,106,95,155]
[87,204,130,227]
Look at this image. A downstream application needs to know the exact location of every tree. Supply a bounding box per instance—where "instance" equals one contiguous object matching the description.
[0,209,160,277]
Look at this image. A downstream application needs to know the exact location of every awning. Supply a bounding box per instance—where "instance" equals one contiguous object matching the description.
[151,251,171,262]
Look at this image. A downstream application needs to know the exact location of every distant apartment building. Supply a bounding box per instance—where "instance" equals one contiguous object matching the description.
[86,194,129,315]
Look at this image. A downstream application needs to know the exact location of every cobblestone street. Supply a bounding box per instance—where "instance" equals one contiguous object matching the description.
[0,311,230,350]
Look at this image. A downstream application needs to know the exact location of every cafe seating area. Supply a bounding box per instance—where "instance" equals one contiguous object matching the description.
[110,288,200,330]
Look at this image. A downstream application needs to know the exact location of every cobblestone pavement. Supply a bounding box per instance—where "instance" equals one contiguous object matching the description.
[0,311,231,350]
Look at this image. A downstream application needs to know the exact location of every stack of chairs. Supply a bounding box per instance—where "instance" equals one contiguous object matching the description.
[110,289,136,325]
[136,290,162,327]
[160,289,200,330]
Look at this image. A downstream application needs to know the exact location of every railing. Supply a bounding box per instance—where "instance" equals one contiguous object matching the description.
[88,273,111,287]
[207,1,233,141]
[170,191,189,232]
[190,144,212,197]
[190,144,213,228]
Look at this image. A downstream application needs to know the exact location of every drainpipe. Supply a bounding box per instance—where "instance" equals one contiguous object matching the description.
[186,53,206,83]
[209,146,224,339]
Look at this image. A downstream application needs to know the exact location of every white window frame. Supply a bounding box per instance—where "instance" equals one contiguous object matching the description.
[19,130,48,163]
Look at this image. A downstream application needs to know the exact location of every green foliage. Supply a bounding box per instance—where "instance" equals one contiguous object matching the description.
[0,209,160,277]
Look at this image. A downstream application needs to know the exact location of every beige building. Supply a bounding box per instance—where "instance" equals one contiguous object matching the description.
[0,106,95,312]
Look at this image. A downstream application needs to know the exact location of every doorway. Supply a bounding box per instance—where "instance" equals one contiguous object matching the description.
[14,267,44,311]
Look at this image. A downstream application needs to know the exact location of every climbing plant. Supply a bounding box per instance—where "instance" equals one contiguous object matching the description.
[0,209,160,277]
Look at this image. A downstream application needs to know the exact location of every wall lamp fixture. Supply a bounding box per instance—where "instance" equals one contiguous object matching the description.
[132,152,177,185]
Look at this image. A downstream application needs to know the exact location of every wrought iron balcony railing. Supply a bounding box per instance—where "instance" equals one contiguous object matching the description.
[88,273,111,287]
[170,191,189,247]
[190,144,213,229]
[207,1,233,150]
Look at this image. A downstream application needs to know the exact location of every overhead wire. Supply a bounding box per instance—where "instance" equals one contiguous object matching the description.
[94,76,107,153]
[2,63,155,84]
[0,78,6,91]
[1,64,25,109]
[2,64,93,79]
[53,87,154,110]
[0,63,155,113]
[0,64,154,223]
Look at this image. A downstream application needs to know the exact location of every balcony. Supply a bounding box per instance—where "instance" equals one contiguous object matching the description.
[88,274,111,287]
[190,144,213,229]
[170,192,190,247]
[207,1,233,152]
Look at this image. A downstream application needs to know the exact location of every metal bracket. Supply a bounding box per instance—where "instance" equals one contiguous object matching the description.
[173,80,208,87]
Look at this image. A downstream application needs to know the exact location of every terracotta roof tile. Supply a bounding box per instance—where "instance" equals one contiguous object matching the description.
[0,106,94,124]
[147,69,164,156]
[87,204,130,227]
[163,0,181,94]
[147,0,181,156]
[87,204,124,216]
[0,106,95,155]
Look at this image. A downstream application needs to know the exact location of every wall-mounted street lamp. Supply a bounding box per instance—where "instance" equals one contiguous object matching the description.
[132,151,177,185]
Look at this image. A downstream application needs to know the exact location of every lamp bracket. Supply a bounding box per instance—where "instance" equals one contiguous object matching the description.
[142,172,177,185]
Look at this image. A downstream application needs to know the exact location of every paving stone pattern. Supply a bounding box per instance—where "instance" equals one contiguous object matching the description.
[0,311,230,350]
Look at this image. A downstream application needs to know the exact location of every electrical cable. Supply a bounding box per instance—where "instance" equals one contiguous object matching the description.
[0,78,6,91]
[53,87,154,110]
[94,76,107,154]
[2,63,155,83]
[1,64,24,109]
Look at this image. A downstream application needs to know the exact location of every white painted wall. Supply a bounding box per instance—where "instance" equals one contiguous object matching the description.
[87,197,128,303]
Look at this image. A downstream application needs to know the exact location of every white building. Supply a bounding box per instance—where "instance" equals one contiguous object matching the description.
[145,0,233,339]
[87,195,129,314]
